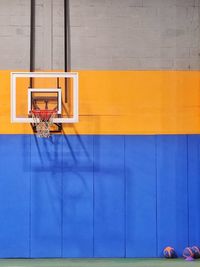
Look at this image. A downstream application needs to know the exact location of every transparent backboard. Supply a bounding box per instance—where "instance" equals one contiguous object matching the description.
[10,72,78,124]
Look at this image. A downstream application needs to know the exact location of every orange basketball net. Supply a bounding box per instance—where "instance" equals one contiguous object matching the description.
[31,109,57,138]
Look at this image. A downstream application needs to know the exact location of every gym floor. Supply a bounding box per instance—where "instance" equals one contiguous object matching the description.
[0,258,199,267]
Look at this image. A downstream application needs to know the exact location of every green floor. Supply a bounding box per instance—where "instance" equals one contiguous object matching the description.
[0,258,199,267]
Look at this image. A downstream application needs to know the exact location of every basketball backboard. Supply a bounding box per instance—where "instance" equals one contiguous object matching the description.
[10,72,78,124]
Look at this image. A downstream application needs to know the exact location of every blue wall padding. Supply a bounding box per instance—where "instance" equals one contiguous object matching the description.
[0,135,30,257]
[0,134,199,258]
[93,136,125,257]
[125,136,157,257]
[62,135,93,257]
[156,135,188,256]
[30,135,62,257]
[188,135,200,245]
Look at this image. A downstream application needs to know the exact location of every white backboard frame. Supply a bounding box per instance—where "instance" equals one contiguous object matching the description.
[11,72,79,124]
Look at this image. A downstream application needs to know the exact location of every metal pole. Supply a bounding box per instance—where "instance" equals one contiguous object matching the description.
[64,0,69,102]
[30,0,35,88]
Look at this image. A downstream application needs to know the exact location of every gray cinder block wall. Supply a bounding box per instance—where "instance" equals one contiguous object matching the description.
[0,0,199,70]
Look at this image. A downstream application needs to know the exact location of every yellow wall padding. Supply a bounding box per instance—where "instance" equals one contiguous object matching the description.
[1,70,200,134]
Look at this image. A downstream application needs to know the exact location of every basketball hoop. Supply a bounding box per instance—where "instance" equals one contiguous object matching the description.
[31,109,57,138]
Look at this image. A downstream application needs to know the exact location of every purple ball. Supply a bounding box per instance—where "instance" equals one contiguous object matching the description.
[191,246,200,259]
[183,247,194,259]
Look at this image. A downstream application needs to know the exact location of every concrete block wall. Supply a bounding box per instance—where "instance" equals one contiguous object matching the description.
[0,0,199,70]
[0,0,64,70]
[0,0,30,69]
[70,0,200,70]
